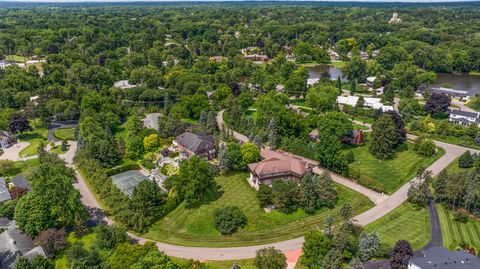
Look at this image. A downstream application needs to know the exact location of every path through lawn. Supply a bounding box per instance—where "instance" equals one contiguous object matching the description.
[143,172,373,247]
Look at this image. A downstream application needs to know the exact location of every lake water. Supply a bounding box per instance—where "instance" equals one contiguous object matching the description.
[307,65,480,96]
[307,65,346,82]
[430,73,480,96]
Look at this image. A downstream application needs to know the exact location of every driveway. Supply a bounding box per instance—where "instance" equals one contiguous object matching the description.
[0,142,37,161]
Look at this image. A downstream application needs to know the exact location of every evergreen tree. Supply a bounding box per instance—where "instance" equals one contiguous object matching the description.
[390,240,413,269]
[217,145,229,174]
[336,76,342,90]
[324,215,334,238]
[199,110,208,127]
[348,257,364,269]
[359,231,380,261]
[267,118,277,149]
[370,114,397,160]
[458,150,474,168]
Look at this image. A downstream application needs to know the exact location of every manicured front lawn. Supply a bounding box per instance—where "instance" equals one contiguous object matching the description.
[437,204,480,250]
[143,172,373,247]
[50,144,70,155]
[5,54,27,63]
[54,127,75,141]
[346,141,445,194]
[328,61,346,69]
[18,129,48,157]
[364,202,430,250]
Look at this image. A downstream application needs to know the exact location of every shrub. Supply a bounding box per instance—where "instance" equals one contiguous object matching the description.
[345,150,355,164]
[257,184,273,207]
[458,151,473,168]
[254,247,286,269]
[414,137,436,157]
[454,211,469,223]
[34,228,68,257]
[214,206,247,235]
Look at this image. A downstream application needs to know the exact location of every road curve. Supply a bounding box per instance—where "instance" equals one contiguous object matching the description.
[68,112,475,260]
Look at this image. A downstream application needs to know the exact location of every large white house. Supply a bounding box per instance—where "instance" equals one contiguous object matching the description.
[408,246,480,269]
[448,109,480,126]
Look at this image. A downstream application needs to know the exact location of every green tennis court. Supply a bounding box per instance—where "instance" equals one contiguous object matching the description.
[111,170,148,197]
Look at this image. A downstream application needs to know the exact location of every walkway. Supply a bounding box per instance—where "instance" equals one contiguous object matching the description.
[0,142,37,161]
[67,111,476,261]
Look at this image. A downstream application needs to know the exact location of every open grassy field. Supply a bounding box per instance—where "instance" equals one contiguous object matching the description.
[469,71,480,76]
[346,141,445,194]
[143,172,373,247]
[329,61,346,69]
[437,204,480,251]
[18,129,48,157]
[364,202,430,250]
[53,127,75,141]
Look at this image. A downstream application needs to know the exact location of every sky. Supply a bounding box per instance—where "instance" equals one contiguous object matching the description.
[1,0,479,2]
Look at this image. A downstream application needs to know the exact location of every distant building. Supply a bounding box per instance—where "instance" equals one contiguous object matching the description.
[371,49,380,58]
[430,87,469,100]
[247,149,313,189]
[208,56,227,62]
[309,129,364,146]
[328,49,341,61]
[243,54,269,63]
[285,54,296,62]
[337,95,359,107]
[113,80,139,90]
[0,229,47,269]
[389,12,402,24]
[366,76,376,86]
[173,132,216,160]
[408,246,480,269]
[0,60,16,69]
[347,51,369,60]
[142,113,162,131]
[0,177,11,204]
[307,78,320,87]
[0,131,16,149]
[448,109,480,126]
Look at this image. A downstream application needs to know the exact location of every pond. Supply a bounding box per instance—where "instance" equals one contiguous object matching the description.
[430,73,480,96]
[307,64,347,82]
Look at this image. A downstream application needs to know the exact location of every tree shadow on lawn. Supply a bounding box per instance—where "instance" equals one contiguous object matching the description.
[185,184,224,209]
[17,132,43,141]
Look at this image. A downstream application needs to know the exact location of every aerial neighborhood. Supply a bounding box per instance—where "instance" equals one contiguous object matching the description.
[1,2,480,269]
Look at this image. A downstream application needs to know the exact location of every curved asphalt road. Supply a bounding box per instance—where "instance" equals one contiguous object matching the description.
[68,111,476,260]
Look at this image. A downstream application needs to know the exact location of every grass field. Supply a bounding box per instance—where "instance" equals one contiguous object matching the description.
[329,61,346,69]
[437,205,480,251]
[347,141,445,194]
[205,259,256,269]
[53,127,75,141]
[55,233,97,269]
[468,71,480,76]
[364,202,430,250]
[18,129,48,157]
[353,123,370,131]
[143,172,373,247]
[50,144,70,155]
[5,54,27,63]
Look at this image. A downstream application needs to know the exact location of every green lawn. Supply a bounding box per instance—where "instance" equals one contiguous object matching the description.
[350,115,375,124]
[50,144,70,155]
[468,71,480,76]
[437,204,480,250]
[5,54,27,63]
[143,172,373,247]
[328,61,346,69]
[364,202,430,250]
[353,123,370,131]
[53,127,75,141]
[18,129,48,157]
[55,233,97,269]
[347,141,445,194]
[205,260,256,269]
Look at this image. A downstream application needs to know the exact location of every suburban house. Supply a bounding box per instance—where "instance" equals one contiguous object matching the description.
[0,229,47,269]
[309,129,364,146]
[448,109,480,126]
[0,177,11,204]
[408,246,480,269]
[428,87,469,100]
[336,95,359,107]
[347,51,369,61]
[363,97,394,112]
[173,132,216,160]
[142,113,162,131]
[0,131,15,149]
[243,54,269,62]
[0,60,16,69]
[341,129,365,145]
[113,80,139,90]
[328,49,341,61]
[285,54,296,62]
[11,175,30,191]
[247,149,313,189]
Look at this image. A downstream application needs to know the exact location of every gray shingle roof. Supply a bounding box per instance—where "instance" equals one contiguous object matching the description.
[449,109,479,118]
[12,175,29,190]
[410,246,480,269]
[0,229,46,269]
[175,132,215,154]
[0,177,12,203]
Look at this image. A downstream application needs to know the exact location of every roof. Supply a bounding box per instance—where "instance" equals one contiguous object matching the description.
[142,113,162,131]
[431,87,469,97]
[248,157,310,179]
[113,80,138,89]
[449,109,479,118]
[175,132,215,154]
[0,229,46,269]
[12,175,30,190]
[337,95,359,107]
[0,177,12,203]
[410,246,480,269]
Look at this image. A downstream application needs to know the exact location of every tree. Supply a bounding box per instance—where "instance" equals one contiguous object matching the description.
[267,118,277,149]
[14,256,54,269]
[254,247,286,269]
[390,240,413,269]
[241,142,260,164]
[168,156,217,207]
[413,136,436,157]
[348,257,364,269]
[8,113,31,134]
[305,84,340,113]
[343,56,367,82]
[143,134,159,152]
[359,231,380,261]
[214,206,247,235]
[458,150,474,168]
[34,228,68,257]
[0,160,15,176]
[408,180,432,207]
[370,114,397,160]
[424,93,450,117]
[339,203,353,221]
[257,184,273,207]
[131,251,179,269]
[226,141,245,171]
[302,230,332,268]
[95,224,128,249]
[14,154,86,236]
[130,180,165,229]
[126,136,145,160]
[230,262,241,269]
[321,248,343,269]
[272,180,299,213]
[217,145,229,174]
[324,215,334,237]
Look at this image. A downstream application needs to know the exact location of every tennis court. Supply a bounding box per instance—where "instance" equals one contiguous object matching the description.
[110,170,149,197]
